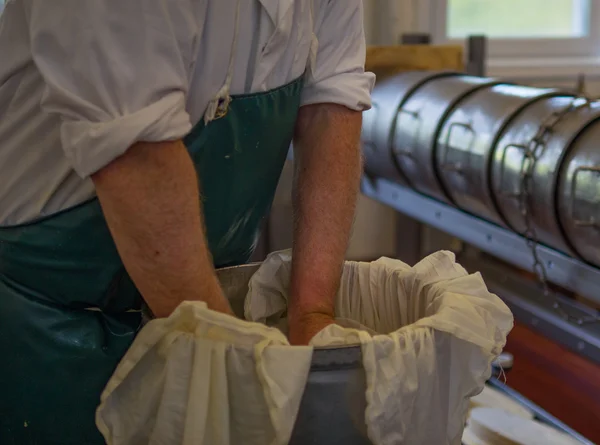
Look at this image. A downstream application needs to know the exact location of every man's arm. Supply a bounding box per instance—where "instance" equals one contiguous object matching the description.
[288,103,363,345]
[92,140,232,318]
[26,2,228,317]
[286,0,373,344]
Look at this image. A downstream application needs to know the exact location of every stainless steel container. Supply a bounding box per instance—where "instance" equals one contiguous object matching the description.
[216,264,371,445]
[363,70,458,183]
[491,97,600,254]
[558,116,600,268]
[436,84,558,224]
[392,74,499,203]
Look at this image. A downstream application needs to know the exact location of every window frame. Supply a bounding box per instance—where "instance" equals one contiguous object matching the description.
[419,0,600,64]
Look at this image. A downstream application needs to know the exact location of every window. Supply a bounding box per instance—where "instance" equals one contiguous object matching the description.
[447,0,590,40]
[422,0,600,76]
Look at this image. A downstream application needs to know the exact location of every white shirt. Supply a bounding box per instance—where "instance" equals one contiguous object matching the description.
[0,0,374,225]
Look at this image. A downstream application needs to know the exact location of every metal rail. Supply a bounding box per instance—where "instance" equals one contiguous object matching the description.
[361,178,600,310]
[462,254,600,365]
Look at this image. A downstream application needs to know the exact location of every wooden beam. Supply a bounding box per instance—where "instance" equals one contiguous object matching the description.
[366,44,464,79]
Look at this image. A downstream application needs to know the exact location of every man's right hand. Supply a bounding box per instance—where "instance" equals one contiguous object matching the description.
[92,140,233,318]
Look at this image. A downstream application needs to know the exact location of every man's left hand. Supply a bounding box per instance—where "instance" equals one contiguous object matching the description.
[288,104,361,345]
[288,311,336,345]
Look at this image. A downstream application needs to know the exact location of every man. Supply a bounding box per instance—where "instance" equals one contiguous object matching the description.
[0,0,374,443]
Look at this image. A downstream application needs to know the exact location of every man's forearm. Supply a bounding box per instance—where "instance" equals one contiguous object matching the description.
[290,103,363,321]
[92,140,232,318]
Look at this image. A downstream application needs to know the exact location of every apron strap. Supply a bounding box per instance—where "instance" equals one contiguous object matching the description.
[204,0,242,125]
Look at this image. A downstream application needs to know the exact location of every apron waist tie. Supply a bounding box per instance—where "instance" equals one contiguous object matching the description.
[84,307,143,313]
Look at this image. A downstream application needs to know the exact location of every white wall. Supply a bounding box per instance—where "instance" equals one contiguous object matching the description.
[349,0,435,261]
[346,0,406,261]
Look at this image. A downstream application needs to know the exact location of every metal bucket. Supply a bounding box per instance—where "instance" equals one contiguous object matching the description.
[392,74,499,203]
[216,264,371,445]
[363,70,458,184]
[557,117,600,268]
[492,97,600,254]
[436,84,558,224]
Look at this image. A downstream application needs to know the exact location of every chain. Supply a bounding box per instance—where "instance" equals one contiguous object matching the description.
[516,97,600,326]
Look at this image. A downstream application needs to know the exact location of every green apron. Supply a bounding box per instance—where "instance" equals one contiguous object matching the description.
[0,73,304,443]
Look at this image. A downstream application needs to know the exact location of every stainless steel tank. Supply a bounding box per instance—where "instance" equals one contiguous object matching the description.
[436,84,559,224]
[363,70,458,184]
[217,264,371,445]
[491,97,600,254]
[392,74,499,203]
[558,119,600,268]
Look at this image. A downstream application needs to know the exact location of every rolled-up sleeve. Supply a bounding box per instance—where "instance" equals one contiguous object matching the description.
[27,0,196,177]
[301,0,375,111]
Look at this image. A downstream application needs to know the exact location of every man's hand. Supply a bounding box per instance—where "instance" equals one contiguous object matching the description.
[288,103,363,345]
[288,311,336,346]
[92,140,233,318]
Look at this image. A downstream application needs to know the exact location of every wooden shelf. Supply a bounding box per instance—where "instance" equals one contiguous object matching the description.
[366,44,464,78]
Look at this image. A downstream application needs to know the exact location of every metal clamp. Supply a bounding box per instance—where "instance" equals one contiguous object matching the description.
[497,143,535,199]
[569,166,600,228]
[392,108,420,160]
[440,122,475,173]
